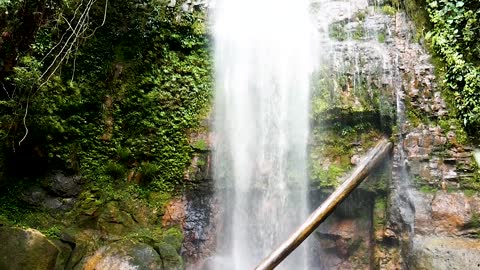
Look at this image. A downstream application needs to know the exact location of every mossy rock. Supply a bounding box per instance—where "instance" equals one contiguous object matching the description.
[162,227,184,251]
[119,199,158,227]
[155,242,184,270]
[97,201,137,235]
[0,227,63,270]
[75,240,163,270]
[52,239,73,270]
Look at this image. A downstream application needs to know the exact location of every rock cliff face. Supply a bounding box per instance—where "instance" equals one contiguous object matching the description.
[185,1,480,268]
[385,10,480,270]
[179,1,480,269]
[0,123,216,270]
[307,0,480,269]
[1,1,479,270]
[0,0,214,268]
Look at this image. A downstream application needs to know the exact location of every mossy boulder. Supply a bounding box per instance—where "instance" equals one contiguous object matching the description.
[75,240,163,270]
[156,242,183,270]
[161,227,183,251]
[0,227,64,270]
[409,236,480,270]
[97,201,137,236]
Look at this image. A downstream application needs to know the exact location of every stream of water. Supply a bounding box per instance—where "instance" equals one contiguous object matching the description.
[211,0,317,268]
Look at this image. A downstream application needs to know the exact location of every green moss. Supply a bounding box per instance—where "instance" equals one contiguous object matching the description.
[353,24,366,40]
[465,213,480,229]
[462,174,480,191]
[329,22,348,41]
[378,32,386,43]
[191,139,208,151]
[156,242,184,270]
[139,162,162,183]
[41,225,62,239]
[381,5,397,16]
[311,164,348,188]
[374,198,388,231]
[310,113,384,188]
[362,159,391,193]
[116,147,132,162]
[162,227,184,251]
[463,213,480,238]
[403,95,430,127]
[419,185,437,193]
[148,191,173,213]
[125,227,166,244]
[105,161,127,180]
[464,189,478,197]
[354,10,367,21]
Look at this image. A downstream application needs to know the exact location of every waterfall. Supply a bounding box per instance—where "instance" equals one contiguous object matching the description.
[211,0,318,269]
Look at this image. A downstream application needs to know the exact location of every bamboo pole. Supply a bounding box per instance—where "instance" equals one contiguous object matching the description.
[255,138,393,270]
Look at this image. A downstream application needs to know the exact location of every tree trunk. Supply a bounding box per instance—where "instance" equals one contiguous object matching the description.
[255,138,393,270]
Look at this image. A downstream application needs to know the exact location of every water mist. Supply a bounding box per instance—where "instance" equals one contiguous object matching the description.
[211,0,318,269]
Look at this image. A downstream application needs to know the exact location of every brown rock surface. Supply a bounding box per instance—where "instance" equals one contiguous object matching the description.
[430,192,471,234]
[162,197,186,227]
[410,236,480,270]
[413,192,480,236]
[0,227,61,270]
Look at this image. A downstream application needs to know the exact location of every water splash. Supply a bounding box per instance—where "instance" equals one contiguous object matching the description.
[212,0,317,269]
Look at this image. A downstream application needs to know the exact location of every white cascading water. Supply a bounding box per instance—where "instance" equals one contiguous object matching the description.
[212,0,317,269]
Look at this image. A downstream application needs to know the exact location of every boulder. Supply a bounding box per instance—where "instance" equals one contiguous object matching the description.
[46,173,82,197]
[21,186,76,211]
[156,242,183,270]
[20,177,79,211]
[21,186,48,206]
[0,227,61,270]
[76,240,164,270]
[410,236,480,270]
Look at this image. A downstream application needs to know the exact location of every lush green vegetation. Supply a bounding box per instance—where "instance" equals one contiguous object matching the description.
[399,0,480,138]
[0,0,211,187]
[424,0,480,137]
[329,22,348,41]
[310,66,394,187]
[0,0,212,233]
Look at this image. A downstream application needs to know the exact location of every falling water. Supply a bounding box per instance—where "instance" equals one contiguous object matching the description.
[212,0,317,269]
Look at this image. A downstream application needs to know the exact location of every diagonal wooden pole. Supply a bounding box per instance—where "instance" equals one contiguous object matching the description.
[255,138,393,270]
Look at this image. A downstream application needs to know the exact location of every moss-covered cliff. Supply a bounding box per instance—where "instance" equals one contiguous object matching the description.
[0,0,212,268]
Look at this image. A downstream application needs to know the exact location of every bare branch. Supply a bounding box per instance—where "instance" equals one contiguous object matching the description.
[17,0,109,144]
[85,0,108,38]
[39,0,93,81]
[0,81,11,100]
[18,98,29,146]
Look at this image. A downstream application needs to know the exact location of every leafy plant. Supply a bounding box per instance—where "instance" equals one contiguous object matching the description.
[105,162,127,180]
[329,22,348,41]
[381,5,397,15]
[425,0,480,137]
[352,24,366,40]
[191,139,208,151]
[355,10,367,21]
[139,162,161,183]
[378,32,386,43]
[116,147,132,162]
